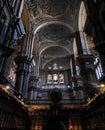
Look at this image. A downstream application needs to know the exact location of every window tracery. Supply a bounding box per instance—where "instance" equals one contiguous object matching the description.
[47,63,64,84]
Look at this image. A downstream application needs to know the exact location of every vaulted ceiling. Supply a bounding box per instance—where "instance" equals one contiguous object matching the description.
[26,0,81,70]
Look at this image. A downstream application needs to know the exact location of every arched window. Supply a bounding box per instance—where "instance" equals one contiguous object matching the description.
[47,63,64,84]
[78,2,87,31]
[53,63,58,70]
[47,74,52,84]
[53,73,58,84]
[59,74,64,84]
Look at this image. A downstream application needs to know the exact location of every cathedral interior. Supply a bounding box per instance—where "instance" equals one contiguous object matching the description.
[0,0,105,130]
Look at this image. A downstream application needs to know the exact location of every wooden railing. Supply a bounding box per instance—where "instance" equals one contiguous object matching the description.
[0,85,31,130]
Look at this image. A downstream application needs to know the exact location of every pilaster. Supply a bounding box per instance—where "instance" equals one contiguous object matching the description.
[75,31,98,99]
[15,56,32,100]
[28,75,39,102]
[77,54,98,98]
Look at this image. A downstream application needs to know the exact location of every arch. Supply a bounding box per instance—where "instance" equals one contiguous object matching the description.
[31,21,73,62]
[33,21,73,35]
[78,1,87,31]
[39,44,71,56]
[40,46,70,70]
[32,21,73,76]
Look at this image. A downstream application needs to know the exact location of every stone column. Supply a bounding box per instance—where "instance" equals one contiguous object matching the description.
[15,56,32,100]
[69,55,77,99]
[75,31,98,99]
[28,75,38,102]
[14,27,35,100]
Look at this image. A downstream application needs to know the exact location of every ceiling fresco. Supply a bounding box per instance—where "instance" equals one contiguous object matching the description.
[38,0,69,17]
[26,0,81,70]
[27,0,81,29]
[36,24,72,43]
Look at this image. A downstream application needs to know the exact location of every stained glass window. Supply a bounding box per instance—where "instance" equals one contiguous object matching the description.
[59,74,64,84]
[47,63,64,84]
[53,63,58,70]
[47,74,52,84]
[47,73,64,84]
[53,74,58,84]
